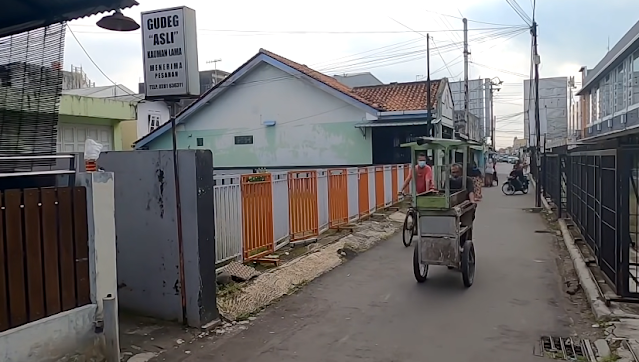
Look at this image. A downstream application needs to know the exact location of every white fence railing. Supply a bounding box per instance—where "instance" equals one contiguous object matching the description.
[213,165,409,264]
[213,175,243,264]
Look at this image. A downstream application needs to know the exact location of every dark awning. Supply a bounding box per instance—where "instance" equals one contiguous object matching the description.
[0,0,138,38]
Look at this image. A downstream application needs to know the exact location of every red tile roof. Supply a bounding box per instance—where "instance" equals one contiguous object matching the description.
[258,49,380,108]
[352,81,441,112]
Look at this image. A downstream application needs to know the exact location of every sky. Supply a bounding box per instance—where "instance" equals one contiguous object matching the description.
[63,0,639,148]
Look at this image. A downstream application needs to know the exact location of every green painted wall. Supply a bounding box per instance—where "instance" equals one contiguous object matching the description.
[150,122,371,168]
[59,95,135,120]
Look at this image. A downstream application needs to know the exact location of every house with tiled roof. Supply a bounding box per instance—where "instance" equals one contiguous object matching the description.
[134,48,456,168]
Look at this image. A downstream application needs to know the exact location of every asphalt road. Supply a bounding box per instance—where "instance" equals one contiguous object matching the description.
[169,166,578,362]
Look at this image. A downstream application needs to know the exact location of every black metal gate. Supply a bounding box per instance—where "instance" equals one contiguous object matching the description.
[540,142,639,299]
[561,151,623,294]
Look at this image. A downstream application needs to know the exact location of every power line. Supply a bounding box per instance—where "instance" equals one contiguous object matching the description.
[470,62,530,78]
[423,9,528,27]
[387,17,455,79]
[66,25,143,100]
[504,0,533,25]
[69,25,528,36]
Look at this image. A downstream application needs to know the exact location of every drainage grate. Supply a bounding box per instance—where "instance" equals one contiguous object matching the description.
[535,336,594,361]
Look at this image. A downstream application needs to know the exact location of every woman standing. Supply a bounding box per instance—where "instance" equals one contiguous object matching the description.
[484,157,495,187]
[467,162,483,201]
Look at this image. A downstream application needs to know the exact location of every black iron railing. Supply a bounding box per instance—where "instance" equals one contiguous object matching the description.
[542,148,639,298]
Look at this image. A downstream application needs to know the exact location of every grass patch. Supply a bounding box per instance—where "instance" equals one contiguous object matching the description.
[217,281,243,298]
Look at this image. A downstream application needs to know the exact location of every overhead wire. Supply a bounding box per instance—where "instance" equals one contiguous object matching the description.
[423,9,528,27]
[69,24,528,35]
[66,25,144,100]
[504,0,532,25]
[387,17,455,79]
[68,18,529,111]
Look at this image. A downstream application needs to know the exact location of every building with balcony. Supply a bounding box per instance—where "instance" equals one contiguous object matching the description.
[576,20,639,140]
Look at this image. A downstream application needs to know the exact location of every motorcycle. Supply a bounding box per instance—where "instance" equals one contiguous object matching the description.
[501,176,529,195]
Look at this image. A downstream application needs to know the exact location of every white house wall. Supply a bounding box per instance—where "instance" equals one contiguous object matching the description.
[440,83,454,125]
[148,62,373,168]
[136,100,171,140]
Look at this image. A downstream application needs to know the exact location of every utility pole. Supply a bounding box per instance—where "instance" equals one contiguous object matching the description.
[463,18,470,141]
[426,33,432,137]
[489,84,495,148]
[532,21,542,208]
[489,77,503,149]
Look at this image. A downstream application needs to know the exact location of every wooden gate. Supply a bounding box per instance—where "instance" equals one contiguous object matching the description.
[0,187,90,333]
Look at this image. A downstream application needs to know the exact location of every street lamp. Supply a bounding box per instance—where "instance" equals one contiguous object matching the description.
[96,10,140,32]
[489,77,503,149]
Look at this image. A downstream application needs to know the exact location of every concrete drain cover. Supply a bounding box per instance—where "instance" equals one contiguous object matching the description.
[534,336,595,361]
[223,261,261,282]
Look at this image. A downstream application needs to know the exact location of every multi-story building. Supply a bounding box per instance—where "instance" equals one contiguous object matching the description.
[449,79,492,143]
[576,20,639,140]
[524,77,569,148]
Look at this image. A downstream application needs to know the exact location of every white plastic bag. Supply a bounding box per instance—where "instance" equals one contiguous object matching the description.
[84,139,103,161]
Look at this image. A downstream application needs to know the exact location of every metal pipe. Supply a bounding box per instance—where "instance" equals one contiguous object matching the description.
[103,294,120,362]
[170,104,188,326]
[426,33,432,137]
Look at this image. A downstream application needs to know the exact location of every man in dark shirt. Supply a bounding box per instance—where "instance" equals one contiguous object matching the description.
[509,163,526,190]
[449,164,477,202]
[449,163,476,241]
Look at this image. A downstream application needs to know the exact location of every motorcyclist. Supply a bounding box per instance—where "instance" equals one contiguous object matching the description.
[508,161,526,190]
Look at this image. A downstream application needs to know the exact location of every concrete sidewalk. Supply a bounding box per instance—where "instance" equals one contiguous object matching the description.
[146,170,604,362]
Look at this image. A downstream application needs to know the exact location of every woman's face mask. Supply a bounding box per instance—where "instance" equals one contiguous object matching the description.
[418,160,426,168]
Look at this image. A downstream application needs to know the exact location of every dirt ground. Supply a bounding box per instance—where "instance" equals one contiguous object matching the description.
[541,209,605,342]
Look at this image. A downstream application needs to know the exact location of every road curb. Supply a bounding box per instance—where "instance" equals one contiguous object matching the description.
[530,177,613,321]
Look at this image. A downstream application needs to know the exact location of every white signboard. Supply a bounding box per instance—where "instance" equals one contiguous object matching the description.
[141,6,200,98]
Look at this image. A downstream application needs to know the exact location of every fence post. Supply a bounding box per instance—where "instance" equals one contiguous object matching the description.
[564,155,571,219]
[617,148,631,296]
[103,294,120,362]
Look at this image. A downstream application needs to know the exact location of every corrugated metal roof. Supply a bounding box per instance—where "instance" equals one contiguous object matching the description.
[0,0,138,38]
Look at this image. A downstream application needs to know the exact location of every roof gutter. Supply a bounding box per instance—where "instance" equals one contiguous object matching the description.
[377,110,432,117]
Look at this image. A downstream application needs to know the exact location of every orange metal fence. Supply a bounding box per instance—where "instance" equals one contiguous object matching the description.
[288,171,319,241]
[327,169,348,228]
[357,168,369,217]
[227,164,412,264]
[241,174,274,260]
[374,166,385,209]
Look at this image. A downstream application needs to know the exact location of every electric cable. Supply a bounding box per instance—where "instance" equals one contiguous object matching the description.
[67,25,144,100]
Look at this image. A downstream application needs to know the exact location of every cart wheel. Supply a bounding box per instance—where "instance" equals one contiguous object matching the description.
[413,245,428,283]
[402,213,414,247]
[461,241,475,288]
[501,182,515,196]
